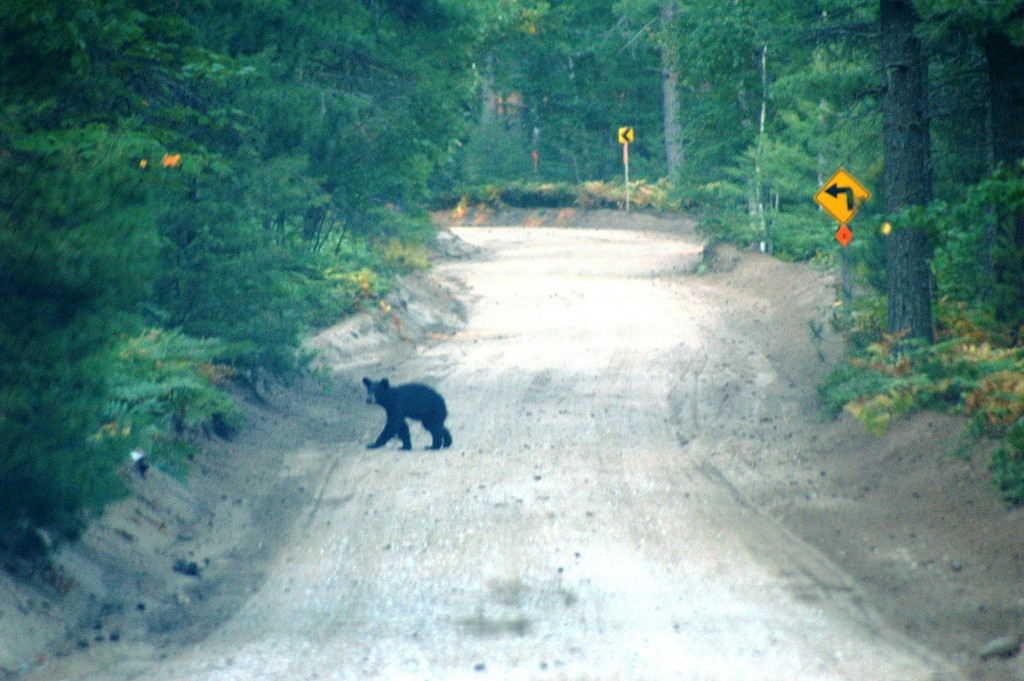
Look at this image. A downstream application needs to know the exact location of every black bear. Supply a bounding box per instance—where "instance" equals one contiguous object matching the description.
[362,377,453,450]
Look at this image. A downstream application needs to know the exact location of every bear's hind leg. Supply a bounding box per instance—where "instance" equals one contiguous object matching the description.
[423,420,448,450]
[441,427,452,448]
[426,425,443,450]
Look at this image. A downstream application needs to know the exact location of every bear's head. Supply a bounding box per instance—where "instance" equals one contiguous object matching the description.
[362,377,390,406]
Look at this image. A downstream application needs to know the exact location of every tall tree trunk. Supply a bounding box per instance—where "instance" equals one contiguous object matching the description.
[660,0,684,176]
[753,43,769,253]
[881,0,933,343]
[984,32,1024,166]
[983,31,1024,327]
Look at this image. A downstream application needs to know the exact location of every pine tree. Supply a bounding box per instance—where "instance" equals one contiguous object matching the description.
[881,0,934,343]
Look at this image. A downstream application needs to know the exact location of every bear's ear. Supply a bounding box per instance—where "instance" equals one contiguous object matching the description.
[362,377,372,387]
[379,378,390,390]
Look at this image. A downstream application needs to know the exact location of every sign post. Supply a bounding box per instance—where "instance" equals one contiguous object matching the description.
[619,127,634,212]
[815,168,871,308]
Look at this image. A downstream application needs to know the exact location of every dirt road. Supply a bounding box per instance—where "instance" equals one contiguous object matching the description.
[18,211,1024,679]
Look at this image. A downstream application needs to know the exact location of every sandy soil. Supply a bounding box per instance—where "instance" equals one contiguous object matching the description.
[5,209,1024,680]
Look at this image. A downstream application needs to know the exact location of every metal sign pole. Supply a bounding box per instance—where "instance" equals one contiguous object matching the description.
[624,142,630,213]
[618,127,634,213]
[841,232,852,308]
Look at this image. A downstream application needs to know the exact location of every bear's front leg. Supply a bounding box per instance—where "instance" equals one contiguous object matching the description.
[397,422,412,450]
[367,419,398,449]
[366,413,401,446]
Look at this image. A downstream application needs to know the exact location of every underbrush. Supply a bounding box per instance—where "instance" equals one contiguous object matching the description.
[435,179,681,213]
[821,297,1024,503]
[122,231,428,470]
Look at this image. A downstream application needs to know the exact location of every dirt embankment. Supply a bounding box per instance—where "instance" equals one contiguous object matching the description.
[673,231,1024,681]
[2,208,1023,680]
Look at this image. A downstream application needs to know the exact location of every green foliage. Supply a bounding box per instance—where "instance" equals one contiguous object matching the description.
[821,337,1022,432]
[1,0,482,543]
[305,267,381,327]
[150,173,311,374]
[819,166,1024,502]
[821,295,1024,501]
[819,363,898,420]
[665,0,883,262]
[459,119,538,183]
[4,0,1024,540]
[452,0,666,186]
[0,135,158,537]
[990,417,1024,505]
[930,165,1024,336]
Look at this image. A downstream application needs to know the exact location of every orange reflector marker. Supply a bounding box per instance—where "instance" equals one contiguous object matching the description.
[835,224,853,247]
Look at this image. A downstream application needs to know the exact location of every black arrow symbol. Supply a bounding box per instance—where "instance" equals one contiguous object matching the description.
[825,183,855,211]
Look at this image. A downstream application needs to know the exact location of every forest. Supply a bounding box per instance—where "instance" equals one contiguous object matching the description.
[2,0,1023,548]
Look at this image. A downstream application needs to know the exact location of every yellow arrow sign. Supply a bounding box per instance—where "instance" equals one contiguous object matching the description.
[618,127,634,144]
[814,168,871,224]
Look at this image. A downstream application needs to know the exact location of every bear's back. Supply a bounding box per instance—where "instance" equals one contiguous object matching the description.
[391,383,447,421]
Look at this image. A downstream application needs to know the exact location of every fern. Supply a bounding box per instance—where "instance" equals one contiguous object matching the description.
[818,363,898,417]
[101,329,242,475]
[821,293,1024,504]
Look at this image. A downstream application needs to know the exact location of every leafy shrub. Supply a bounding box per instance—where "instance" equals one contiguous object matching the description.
[990,417,1024,505]
[966,368,1024,430]
[835,295,890,353]
[300,266,382,329]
